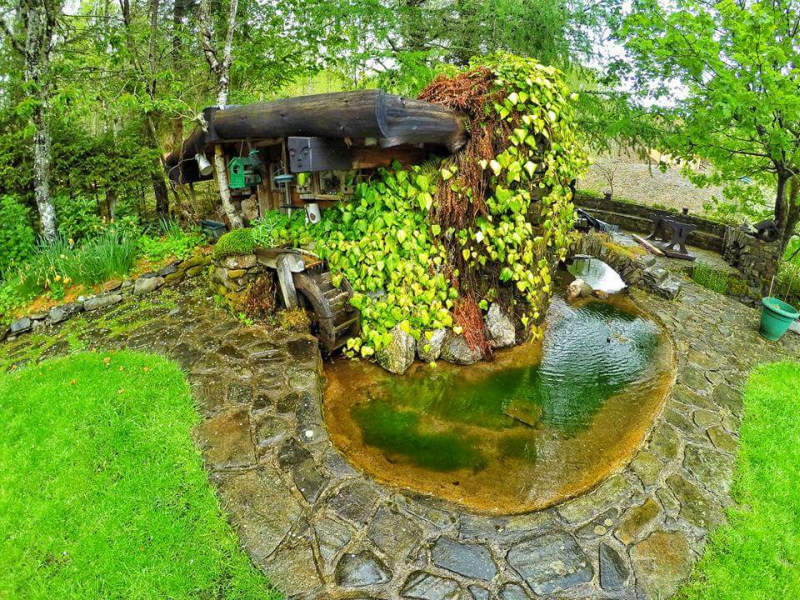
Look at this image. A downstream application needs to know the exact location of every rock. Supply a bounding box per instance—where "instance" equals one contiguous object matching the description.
[335,551,392,588]
[629,451,662,487]
[241,196,260,222]
[214,466,303,562]
[418,328,446,362]
[226,268,247,279]
[498,583,529,599]
[158,262,179,277]
[631,530,693,598]
[262,540,323,596]
[48,302,83,324]
[706,426,738,454]
[377,326,416,374]
[368,506,422,558]
[134,275,165,295]
[84,294,123,311]
[315,517,352,567]
[29,311,47,320]
[615,498,662,545]
[196,407,254,469]
[468,585,490,600]
[223,254,257,269]
[567,277,592,300]
[401,571,460,599]
[599,542,629,591]
[432,537,497,581]
[9,317,32,334]
[440,330,482,365]
[327,480,379,526]
[665,474,724,529]
[683,444,733,496]
[485,303,515,347]
[557,473,631,524]
[103,279,122,292]
[507,532,593,595]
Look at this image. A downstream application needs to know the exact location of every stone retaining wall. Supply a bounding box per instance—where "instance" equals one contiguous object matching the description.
[576,193,727,253]
[1,251,211,343]
[722,227,782,293]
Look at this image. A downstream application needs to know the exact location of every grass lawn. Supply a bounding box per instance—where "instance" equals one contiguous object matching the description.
[679,361,800,599]
[0,351,278,599]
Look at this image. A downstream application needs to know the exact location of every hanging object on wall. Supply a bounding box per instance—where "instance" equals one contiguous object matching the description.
[228,150,263,190]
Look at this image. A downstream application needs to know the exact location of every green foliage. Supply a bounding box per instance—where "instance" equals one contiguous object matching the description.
[0,351,275,599]
[620,0,800,242]
[139,220,205,262]
[54,195,104,242]
[691,262,729,295]
[678,361,800,599]
[212,228,255,259]
[0,196,36,276]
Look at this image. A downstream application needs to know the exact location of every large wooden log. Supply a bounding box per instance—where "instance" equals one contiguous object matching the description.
[166,90,466,184]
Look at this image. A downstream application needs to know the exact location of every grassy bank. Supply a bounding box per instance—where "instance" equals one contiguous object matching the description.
[679,361,800,599]
[0,351,276,599]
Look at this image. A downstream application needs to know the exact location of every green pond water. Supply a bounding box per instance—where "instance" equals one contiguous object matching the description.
[325,296,674,512]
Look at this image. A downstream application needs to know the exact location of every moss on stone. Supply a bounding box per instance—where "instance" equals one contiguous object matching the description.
[212,228,255,260]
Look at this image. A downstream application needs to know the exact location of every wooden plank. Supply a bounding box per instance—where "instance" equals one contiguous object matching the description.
[632,234,665,256]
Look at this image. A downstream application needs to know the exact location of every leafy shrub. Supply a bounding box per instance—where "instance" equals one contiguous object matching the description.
[0,195,36,276]
[212,228,255,259]
[776,261,800,300]
[54,195,103,242]
[692,261,729,294]
[139,219,204,262]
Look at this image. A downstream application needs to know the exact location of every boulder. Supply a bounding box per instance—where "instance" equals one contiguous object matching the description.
[134,275,165,295]
[378,326,416,374]
[223,254,257,270]
[9,317,32,334]
[84,294,123,311]
[440,330,482,365]
[418,328,446,362]
[49,302,84,324]
[485,303,515,348]
[567,277,592,300]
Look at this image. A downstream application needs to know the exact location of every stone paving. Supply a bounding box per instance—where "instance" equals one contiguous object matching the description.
[2,270,798,600]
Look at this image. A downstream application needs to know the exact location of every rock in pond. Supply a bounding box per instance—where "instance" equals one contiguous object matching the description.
[439,330,482,365]
[378,325,416,374]
[418,328,446,362]
[485,303,515,348]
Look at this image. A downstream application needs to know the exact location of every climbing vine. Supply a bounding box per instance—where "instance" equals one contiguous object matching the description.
[256,53,587,359]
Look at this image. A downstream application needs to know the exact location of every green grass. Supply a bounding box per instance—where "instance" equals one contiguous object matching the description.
[0,351,277,600]
[679,361,800,600]
[691,261,729,294]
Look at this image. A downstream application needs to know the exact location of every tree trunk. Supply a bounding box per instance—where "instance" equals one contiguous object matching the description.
[782,175,800,251]
[213,144,242,228]
[21,0,58,240]
[774,169,790,244]
[199,0,242,228]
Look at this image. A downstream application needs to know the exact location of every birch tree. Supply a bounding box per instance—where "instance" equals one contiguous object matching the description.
[198,0,242,228]
[1,0,61,240]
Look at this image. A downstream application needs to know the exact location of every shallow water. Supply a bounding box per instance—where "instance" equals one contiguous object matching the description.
[324,295,675,513]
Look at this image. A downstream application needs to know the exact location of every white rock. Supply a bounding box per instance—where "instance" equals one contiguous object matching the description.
[485,303,515,348]
[377,326,416,374]
[418,328,446,362]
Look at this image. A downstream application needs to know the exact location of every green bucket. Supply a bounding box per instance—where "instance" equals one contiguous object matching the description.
[760,297,799,341]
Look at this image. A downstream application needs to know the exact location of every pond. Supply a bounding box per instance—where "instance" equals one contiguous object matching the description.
[323,295,675,514]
